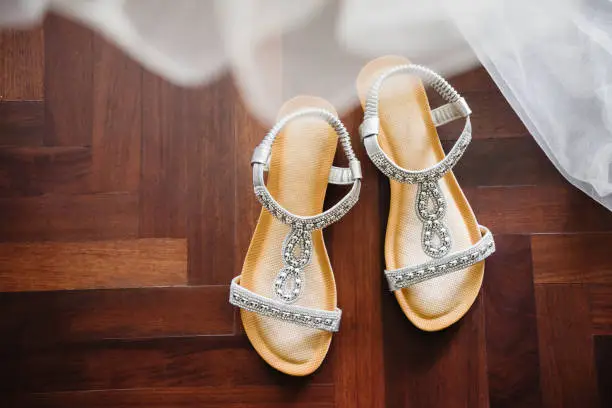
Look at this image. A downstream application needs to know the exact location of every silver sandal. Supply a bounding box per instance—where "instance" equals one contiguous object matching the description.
[230,103,361,374]
[359,60,495,330]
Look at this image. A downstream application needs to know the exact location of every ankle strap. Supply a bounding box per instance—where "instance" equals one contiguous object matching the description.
[252,108,361,231]
[360,64,470,137]
[359,64,472,185]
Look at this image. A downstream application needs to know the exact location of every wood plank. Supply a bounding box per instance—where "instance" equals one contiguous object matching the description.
[0,335,331,393]
[0,101,44,146]
[483,235,542,407]
[0,146,90,196]
[0,286,230,347]
[328,108,386,408]
[0,28,44,100]
[140,73,236,284]
[465,186,612,234]
[0,238,187,292]
[139,72,189,238]
[588,285,612,335]
[444,137,564,187]
[382,290,489,407]
[535,285,600,407]
[463,89,528,139]
[43,14,93,146]
[0,192,139,241]
[5,385,334,408]
[90,35,141,192]
[449,67,500,93]
[532,234,612,284]
[233,84,268,289]
[186,76,236,284]
[231,94,264,335]
[594,335,612,408]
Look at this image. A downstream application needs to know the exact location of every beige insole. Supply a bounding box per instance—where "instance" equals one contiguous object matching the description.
[239,96,339,375]
[357,56,484,331]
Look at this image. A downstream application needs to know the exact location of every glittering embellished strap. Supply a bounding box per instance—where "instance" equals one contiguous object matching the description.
[359,64,471,184]
[254,183,359,232]
[252,108,362,231]
[244,109,360,306]
[360,64,473,260]
[363,121,471,185]
[384,226,495,291]
[229,276,342,332]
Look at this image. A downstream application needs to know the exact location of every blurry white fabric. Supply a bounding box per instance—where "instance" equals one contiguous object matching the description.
[2,0,612,210]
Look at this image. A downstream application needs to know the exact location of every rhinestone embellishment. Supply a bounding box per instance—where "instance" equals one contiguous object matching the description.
[364,122,473,260]
[385,226,495,291]
[417,181,451,258]
[253,176,359,305]
[274,266,304,303]
[273,227,312,303]
[229,277,341,332]
[254,185,358,232]
[282,227,312,268]
[365,120,471,185]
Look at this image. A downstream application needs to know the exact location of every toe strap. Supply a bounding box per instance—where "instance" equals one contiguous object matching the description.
[229,276,342,332]
[384,225,495,291]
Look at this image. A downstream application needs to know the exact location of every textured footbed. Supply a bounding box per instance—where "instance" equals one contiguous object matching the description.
[239,96,339,376]
[357,56,484,331]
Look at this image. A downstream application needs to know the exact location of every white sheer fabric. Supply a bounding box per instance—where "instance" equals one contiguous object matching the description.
[2,0,612,210]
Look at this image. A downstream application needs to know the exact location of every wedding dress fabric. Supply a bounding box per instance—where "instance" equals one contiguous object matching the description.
[2,0,611,210]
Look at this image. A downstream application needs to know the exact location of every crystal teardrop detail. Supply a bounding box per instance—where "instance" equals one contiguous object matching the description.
[415,181,446,221]
[273,266,304,304]
[282,227,313,268]
[274,227,313,303]
[422,219,452,258]
[416,181,451,258]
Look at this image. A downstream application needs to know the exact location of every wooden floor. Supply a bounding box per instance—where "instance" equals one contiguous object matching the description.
[1,15,611,408]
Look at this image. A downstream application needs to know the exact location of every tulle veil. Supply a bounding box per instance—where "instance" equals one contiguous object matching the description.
[2,0,612,210]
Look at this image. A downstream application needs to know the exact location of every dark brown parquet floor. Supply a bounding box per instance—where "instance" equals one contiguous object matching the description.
[1,14,612,408]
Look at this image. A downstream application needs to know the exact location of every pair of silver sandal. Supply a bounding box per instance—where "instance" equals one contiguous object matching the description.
[229,63,496,373]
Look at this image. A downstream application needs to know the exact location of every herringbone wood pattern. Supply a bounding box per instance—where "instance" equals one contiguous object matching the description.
[1,15,611,408]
